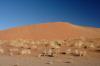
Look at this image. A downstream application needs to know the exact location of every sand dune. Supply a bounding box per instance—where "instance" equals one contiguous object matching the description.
[0,22,100,40]
[0,22,99,66]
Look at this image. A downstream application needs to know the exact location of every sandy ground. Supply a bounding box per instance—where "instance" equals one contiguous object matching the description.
[0,52,99,66]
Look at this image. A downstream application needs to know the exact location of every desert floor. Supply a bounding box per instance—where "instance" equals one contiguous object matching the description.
[0,52,99,66]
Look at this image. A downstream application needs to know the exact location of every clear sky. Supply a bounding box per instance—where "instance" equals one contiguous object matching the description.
[0,0,100,30]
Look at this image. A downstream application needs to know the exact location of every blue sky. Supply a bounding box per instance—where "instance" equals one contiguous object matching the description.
[0,0,100,30]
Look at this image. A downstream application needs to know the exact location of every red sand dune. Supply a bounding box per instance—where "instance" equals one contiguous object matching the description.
[0,22,100,40]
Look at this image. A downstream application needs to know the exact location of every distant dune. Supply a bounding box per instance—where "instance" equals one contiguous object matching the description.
[0,22,100,40]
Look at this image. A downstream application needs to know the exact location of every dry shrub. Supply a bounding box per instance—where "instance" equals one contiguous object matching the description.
[0,48,4,54]
[72,49,87,56]
[20,49,31,55]
[66,48,72,54]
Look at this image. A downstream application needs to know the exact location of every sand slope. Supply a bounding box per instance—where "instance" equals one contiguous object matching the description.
[0,22,100,40]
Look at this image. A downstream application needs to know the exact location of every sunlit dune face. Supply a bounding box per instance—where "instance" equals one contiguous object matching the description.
[0,22,100,40]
